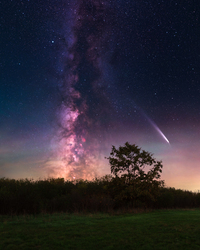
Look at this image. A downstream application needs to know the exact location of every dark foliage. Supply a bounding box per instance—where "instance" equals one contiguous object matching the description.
[0,177,113,214]
[0,177,200,215]
[106,142,164,208]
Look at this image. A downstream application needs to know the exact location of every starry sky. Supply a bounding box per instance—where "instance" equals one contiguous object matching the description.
[1,0,200,191]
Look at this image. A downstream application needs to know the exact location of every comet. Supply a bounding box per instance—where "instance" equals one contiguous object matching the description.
[137,107,170,144]
[146,115,170,144]
[152,122,170,144]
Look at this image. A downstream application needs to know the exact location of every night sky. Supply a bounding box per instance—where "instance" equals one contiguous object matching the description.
[1,0,200,191]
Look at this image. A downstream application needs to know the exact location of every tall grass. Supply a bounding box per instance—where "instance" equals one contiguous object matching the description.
[1,210,200,249]
[0,177,200,215]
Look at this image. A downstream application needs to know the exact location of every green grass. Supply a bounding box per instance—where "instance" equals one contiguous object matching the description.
[1,210,200,249]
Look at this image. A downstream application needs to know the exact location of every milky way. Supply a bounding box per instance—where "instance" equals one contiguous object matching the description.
[1,0,200,190]
[51,0,115,179]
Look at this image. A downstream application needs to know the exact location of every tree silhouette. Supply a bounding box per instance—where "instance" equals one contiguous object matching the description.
[106,142,164,205]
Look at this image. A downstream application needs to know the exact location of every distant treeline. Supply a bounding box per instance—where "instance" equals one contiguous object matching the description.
[0,177,200,215]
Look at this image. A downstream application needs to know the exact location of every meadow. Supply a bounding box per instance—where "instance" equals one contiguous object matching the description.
[1,210,200,249]
[1,177,200,249]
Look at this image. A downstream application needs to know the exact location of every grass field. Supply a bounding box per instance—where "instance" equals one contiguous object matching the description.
[0,210,200,249]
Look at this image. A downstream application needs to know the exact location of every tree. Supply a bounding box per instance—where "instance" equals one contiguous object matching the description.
[106,142,164,206]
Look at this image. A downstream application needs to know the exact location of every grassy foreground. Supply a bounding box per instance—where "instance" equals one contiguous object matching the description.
[0,210,200,250]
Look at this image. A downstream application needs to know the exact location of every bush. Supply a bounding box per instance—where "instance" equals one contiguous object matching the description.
[0,177,200,215]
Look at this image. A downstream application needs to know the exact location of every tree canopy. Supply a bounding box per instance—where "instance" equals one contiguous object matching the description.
[106,142,164,205]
